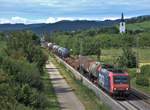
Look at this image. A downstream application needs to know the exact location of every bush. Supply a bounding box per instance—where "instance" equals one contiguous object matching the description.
[128,69,137,78]
[0,96,32,110]
[1,56,43,91]
[136,65,150,87]
[117,47,137,68]
[30,92,49,109]
[140,65,150,77]
[32,47,48,74]
[136,75,149,87]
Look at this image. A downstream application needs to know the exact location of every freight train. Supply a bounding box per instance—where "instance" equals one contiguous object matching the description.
[47,42,130,97]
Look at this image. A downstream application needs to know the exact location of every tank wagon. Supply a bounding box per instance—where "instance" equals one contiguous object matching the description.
[47,42,70,58]
[65,57,80,70]
[58,47,70,58]
[79,56,101,81]
[47,43,53,49]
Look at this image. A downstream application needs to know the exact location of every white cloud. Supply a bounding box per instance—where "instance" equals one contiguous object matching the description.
[0,17,45,24]
[11,17,27,24]
[0,16,134,24]
[0,16,84,24]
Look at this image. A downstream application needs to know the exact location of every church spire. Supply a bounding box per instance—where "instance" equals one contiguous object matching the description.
[121,13,124,19]
[120,13,126,33]
[121,12,125,22]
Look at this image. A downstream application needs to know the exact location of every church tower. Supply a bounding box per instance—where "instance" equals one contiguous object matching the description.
[120,13,126,33]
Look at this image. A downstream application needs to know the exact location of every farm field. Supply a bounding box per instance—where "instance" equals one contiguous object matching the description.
[127,21,150,31]
[89,48,150,64]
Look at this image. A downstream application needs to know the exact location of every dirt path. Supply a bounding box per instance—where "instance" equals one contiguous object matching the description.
[46,61,85,110]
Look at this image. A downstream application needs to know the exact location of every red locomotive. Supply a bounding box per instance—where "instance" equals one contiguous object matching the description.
[98,65,130,97]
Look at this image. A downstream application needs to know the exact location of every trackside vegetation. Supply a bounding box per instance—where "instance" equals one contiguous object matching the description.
[0,32,60,110]
[50,53,109,110]
[136,65,150,87]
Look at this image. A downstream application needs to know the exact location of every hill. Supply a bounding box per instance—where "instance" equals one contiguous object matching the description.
[0,20,120,34]
[0,15,150,34]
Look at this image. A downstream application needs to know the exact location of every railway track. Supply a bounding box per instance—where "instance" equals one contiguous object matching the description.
[131,88,150,105]
[116,92,150,110]
[54,55,150,110]
[117,100,141,110]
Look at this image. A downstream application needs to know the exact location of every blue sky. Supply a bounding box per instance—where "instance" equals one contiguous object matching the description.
[0,0,150,24]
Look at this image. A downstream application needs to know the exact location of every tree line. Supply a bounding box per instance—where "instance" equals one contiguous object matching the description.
[45,29,150,68]
[47,30,150,54]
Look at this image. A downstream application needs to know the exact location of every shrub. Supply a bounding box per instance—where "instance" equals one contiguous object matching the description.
[140,65,150,77]
[117,47,137,68]
[136,75,149,87]
[30,92,49,109]
[1,56,43,91]
[15,84,49,109]
[32,47,48,74]
[128,69,137,78]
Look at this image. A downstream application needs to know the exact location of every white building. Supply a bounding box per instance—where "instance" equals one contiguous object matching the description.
[120,13,126,33]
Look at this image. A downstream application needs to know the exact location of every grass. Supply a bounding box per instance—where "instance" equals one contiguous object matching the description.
[89,48,122,64]
[89,48,150,64]
[41,71,60,110]
[127,21,150,31]
[50,54,109,110]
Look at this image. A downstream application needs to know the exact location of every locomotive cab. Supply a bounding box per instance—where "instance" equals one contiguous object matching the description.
[98,66,130,97]
[112,74,130,97]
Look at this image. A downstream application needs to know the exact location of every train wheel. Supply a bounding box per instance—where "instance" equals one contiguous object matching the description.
[94,79,98,86]
[109,92,113,97]
[89,73,92,81]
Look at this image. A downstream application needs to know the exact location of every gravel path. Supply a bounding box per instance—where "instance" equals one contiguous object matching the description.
[46,61,85,110]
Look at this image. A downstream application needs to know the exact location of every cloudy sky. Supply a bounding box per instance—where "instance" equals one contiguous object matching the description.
[0,0,150,24]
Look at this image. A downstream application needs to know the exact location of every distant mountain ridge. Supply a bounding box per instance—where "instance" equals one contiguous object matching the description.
[0,15,150,34]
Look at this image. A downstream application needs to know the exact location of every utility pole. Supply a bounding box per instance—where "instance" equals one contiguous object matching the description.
[79,37,83,74]
[136,36,140,73]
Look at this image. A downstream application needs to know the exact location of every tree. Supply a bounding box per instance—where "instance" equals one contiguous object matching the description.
[93,40,101,61]
[117,46,137,68]
[6,31,48,73]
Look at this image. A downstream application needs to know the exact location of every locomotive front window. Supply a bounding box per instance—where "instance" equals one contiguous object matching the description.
[113,76,128,84]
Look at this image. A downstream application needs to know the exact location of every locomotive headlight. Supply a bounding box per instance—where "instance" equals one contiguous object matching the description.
[114,88,116,90]
[126,88,128,90]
